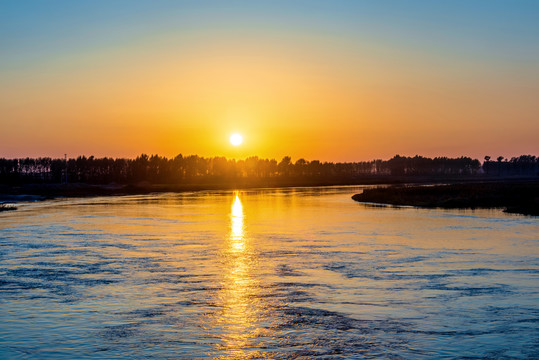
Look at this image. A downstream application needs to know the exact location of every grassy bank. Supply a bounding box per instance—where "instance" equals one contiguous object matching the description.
[352,181,539,216]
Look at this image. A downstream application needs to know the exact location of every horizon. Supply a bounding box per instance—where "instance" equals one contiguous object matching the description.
[1,1,538,161]
[1,152,536,163]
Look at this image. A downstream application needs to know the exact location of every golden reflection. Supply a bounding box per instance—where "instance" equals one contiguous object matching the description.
[230,194,245,252]
[213,191,272,359]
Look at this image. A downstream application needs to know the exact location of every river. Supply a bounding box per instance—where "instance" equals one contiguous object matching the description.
[1,186,538,359]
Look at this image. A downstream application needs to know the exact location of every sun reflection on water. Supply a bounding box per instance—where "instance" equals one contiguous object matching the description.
[212,192,273,359]
[230,194,245,252]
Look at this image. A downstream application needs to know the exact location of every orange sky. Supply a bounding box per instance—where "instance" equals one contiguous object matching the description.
[1,1,538,161]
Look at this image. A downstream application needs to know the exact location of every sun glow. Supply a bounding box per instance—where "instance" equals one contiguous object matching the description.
[230,133,243,146]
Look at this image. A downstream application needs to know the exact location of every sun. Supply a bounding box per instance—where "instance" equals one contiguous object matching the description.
[230,133,243,146]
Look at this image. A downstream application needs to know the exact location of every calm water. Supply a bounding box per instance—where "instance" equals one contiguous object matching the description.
[1,186,538,359]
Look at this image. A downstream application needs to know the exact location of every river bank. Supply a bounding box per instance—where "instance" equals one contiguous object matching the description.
[352,181,539,216]
[0,175,493,203]
[2,177,538,216]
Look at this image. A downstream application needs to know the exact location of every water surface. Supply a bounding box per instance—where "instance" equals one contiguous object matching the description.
[1,186,538,359]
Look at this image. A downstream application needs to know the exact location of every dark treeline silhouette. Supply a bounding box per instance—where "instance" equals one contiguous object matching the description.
[482,155,539,177]
[0,154,537,185]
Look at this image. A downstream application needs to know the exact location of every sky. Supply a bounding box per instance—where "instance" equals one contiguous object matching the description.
[1,0,538,162]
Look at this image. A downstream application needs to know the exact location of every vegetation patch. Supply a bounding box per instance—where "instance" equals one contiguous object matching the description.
[352,182,539,216]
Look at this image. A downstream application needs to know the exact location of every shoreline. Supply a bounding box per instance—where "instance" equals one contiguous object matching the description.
[1,177,538,216]
[352,181,539,216]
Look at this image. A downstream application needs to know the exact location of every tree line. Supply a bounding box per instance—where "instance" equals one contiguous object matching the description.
[0,154,536,185]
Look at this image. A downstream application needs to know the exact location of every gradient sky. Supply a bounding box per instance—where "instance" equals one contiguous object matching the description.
[1,0,538,161]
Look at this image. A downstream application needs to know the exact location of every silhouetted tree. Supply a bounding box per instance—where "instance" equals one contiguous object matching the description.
[278,156,292,177]
[1,153,536,186]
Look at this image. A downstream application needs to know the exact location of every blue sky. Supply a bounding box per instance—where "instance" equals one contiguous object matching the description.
[1,1,538,160]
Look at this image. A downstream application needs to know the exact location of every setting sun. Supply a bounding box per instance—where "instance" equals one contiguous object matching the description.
[230,133,243,146]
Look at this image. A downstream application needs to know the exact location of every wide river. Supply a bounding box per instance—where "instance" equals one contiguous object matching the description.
[1,186,538,359]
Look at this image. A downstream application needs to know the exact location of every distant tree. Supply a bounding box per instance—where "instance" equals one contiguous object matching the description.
[1,153,535,186]
[308,160,321,177]
[294,158,307,176]
[245,156,260,177]
[278,156,292,177]
[388,155,406,175]
[484,156,491,175]
[497,156,504,176]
